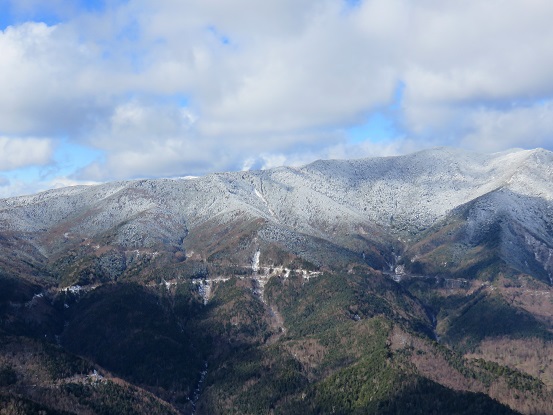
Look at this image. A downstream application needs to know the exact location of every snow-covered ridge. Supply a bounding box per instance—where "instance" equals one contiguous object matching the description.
[0,147,551,248]
[293,147,553,230]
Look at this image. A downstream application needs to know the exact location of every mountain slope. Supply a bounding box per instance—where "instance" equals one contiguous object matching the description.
[1,147,552,414]
[1,147,552,273]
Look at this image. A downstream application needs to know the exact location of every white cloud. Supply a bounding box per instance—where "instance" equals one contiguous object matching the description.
[193,3,400,136]
[0,136,53,170]
[248,136,424,171]
[48,176,100,189]
[461,102,553,152]
[74,100,217,180]
[1,0,553,193]
[401,0,553,137]
[74,100,345,180]
[0,21,122,136]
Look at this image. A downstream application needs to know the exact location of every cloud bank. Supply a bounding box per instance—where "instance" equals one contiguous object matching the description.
[0,0,552,195]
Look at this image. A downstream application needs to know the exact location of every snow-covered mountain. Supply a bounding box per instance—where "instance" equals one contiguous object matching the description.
[1,147,552,283]
[2,147,553,415]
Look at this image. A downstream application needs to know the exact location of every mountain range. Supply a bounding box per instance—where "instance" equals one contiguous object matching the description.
[1,147,552,414]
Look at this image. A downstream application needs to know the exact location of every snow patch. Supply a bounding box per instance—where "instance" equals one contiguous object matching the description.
[59,284,98,295]
[191,277,230,304]
[252,250,260,273]
[62,285,84,294]
[255,188,276,217]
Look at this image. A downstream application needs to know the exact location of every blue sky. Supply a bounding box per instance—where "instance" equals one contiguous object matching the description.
[1,0,553,197]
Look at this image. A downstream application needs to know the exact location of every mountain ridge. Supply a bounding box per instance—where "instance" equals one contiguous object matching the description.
[1,147,552,272]
[1,147,553,414]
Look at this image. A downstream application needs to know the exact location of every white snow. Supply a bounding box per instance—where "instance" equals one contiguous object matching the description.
[252,250,261,273]
[191,277,230,304]
[4,147,549,239]
[254,188,276,217]
[59,285,98,295]
[63,285,83,294]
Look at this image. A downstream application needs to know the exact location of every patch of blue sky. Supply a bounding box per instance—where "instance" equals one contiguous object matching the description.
[390,81,405,110]
[207,25,231,46]
[79,0,107,13]
[0,2,59,28]
[347,81,405,144]
[0,140,96,184]
[347,112,397,144]
[0,174,9,186]
[123,92,190,109]
[0,0,124,30]
[163,93,189,108]
[506,97,552,109]
[117,17,140,42]
[344,0,362,8]
[342,0,362,14]
[533,98,549,106]
[53,139,104,178]
[0,1,13,30]
[3,166,42,183]
[128,50,146,73]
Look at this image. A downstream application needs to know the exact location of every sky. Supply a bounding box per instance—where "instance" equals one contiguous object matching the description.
[1,0,553,198]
